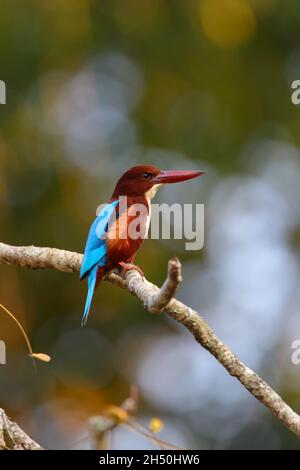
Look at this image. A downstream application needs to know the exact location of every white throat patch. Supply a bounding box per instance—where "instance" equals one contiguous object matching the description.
[145,184,162,201]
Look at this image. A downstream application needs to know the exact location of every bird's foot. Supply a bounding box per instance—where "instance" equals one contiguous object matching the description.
[118,262,144,279]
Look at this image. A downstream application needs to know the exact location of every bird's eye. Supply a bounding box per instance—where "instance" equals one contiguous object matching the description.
[143,172,153,179]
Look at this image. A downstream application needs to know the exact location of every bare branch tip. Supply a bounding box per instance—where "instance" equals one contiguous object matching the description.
[168,257,183,284]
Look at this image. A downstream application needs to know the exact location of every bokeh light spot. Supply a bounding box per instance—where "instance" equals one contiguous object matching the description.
[199,0,256,49]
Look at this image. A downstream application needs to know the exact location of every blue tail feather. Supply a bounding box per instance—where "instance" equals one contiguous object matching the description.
[81,266,97,327]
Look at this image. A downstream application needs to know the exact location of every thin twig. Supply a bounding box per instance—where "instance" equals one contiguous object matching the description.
[89,387,138,450]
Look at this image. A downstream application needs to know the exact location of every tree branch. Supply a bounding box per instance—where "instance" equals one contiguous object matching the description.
[0,408,42,450]
[0,241,300,436]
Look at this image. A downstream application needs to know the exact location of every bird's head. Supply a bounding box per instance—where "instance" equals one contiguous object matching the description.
[111,165,205,199]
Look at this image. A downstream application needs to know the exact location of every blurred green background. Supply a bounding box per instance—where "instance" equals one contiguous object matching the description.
[1,0,300,449]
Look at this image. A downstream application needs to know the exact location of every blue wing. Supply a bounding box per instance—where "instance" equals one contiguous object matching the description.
[80,200,119,280]
[80,199,119,326]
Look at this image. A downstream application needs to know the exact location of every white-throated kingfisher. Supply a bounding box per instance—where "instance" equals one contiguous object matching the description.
[80,165,205,325]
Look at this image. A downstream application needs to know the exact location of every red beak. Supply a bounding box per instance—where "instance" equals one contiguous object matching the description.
[152,169,206,184]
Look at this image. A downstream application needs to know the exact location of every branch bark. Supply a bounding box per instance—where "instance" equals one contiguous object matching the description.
[0,408,42,450]
[0,241,300,436]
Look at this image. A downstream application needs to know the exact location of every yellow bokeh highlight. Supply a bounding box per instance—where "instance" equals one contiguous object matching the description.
[104,405,129,423]
[149,417,164,433]
[199,0,256,49]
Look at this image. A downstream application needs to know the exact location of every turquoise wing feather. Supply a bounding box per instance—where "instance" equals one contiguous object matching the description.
[80,199,119,325]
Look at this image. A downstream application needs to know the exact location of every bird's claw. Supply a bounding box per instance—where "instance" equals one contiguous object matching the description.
[118,262,144,279]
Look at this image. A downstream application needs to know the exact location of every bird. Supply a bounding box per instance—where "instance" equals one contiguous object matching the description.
[80,165,205,325]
